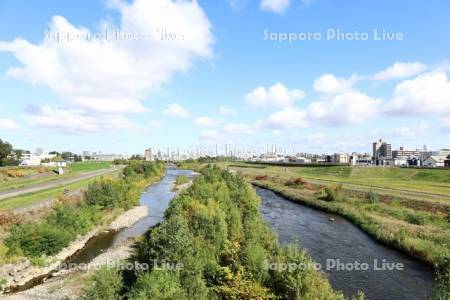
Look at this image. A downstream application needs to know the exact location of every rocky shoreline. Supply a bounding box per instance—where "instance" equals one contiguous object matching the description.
[0,205,148,295]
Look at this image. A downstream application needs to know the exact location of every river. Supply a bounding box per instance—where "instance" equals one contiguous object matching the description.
[68,169,435,300]
[256,186,435,300]
[69,167,196,264]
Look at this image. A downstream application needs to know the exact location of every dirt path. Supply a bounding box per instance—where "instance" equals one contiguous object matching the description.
[0,167,121,201]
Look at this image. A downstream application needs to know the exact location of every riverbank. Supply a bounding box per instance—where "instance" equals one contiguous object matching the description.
[251,179,450,298]
[0,204,148,294]
[0,161,165,294]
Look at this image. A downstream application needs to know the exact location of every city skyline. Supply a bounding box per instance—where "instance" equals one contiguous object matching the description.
[1,0,450,154]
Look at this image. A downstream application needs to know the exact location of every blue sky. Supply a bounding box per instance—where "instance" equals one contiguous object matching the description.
[0,0,449,155]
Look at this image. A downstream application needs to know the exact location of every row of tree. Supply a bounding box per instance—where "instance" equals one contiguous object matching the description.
[0,138,86,167]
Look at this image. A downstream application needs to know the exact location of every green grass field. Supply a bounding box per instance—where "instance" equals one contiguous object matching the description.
[0,171,119,210]
[68,161,112,172]
[0,162,112,192]
[225,163,450,197]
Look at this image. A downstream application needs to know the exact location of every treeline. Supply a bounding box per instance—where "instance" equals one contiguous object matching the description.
[4,161,165,261]
[84,166,352,299]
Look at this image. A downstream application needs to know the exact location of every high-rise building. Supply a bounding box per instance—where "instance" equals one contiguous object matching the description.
[144,148,154,161]
[372,139,392,165]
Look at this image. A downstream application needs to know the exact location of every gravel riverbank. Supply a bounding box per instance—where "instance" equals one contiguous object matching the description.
[1,205,148,297]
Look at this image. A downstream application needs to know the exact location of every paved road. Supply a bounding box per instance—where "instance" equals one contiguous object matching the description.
[0,167,121,201]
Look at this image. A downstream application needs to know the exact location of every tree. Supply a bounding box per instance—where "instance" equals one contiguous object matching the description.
[0,139,13,166]
[13,149,24,160]
[61,152,74,161]
[447,155,450,160]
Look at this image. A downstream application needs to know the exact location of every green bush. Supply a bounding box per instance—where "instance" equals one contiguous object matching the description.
[6,223,73,257]
[84,267,123,300]
[128,271,185,300]
[122,161,165,180]
[84,179,139,209]
[5,161,163,260]
[174,175,189,185]
[367,189,379,204]
[319,185,346,202]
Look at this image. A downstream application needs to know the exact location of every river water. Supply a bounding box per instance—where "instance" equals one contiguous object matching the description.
[68,169,435,300]
[69,168,196,264]
[256,186,435,300]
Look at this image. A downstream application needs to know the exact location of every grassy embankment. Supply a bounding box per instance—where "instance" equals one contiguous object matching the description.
[0,162,116,211]
[83,165,363,300]
[229,162,450,198]
[219,163,450,299]
[0,162,112,192]
[0,161,165,268]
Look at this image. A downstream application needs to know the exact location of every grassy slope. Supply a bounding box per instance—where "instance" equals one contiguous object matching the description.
[225,163,450,196]
[0,170,120,210]
[0,162,112,192]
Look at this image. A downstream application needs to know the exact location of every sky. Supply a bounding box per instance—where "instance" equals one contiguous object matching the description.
[0,0,449,155]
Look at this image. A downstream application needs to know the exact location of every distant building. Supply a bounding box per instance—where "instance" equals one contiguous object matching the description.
[392,146,422,166]
[332,153,349,164]
[392,147,421,159]
[144,148,154,161]
[445,159,450,168]
[423,156,446,168]
[421,149,450,161]
[36,148,44,156]
[20,153,56,166]
[373,139,392,166]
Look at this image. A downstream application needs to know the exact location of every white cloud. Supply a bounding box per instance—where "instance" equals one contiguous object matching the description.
[199,122,255,142]
[313,73,358,94]
[163,103,190,118]
[23,105,136,134]
[194,116,220,126]
[0,0,213,114]
[372,62,427,81]
[223,123,255,134]
[199,130,222,142]
[218,106,235,116]
[265,107,308,130]
[245,82,305,108]
[229,0,248,10]
[0,118,19,130]
[308,92,382,126]
[260,0,290,14]
[391,121,429,138]
[385,72,450,115]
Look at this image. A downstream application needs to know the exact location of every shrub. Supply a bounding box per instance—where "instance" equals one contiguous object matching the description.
[84,267,123,300]
[255,175,269,181]
[174,175,189,185]
[405,213,427,225]
[84,179,138,209]
[0,211,22,229]
[367,189,379,204]
[318,185,346,202]
[285,177,307,187]
[128,271,185,300]
[6,223,73,257]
